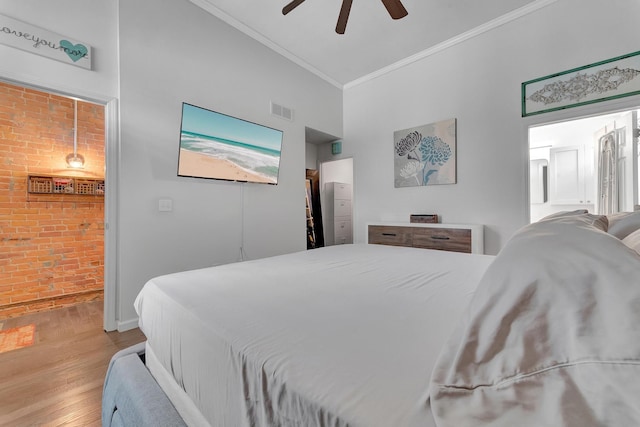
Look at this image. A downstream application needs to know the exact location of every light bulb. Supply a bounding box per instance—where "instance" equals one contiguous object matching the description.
[66,153,85,168]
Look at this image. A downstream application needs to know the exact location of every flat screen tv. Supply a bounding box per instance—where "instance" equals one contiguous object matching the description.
[177,102,283,184]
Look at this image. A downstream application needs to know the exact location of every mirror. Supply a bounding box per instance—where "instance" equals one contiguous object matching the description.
[529,108,639,222]
[530,159,548,204]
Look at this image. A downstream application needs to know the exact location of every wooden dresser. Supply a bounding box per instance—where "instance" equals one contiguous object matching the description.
[367,223,484,254]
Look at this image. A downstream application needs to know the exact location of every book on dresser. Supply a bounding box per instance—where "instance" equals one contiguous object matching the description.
[367,222,484,254]
[324,182,353,245]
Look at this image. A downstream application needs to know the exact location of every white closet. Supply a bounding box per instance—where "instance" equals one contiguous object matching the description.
[549,145,594,206]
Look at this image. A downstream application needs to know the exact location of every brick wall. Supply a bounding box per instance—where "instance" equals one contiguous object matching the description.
[0,81,105,319]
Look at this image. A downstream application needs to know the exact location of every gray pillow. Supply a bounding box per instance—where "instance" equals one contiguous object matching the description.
[607,211,640,239]
[541,210,608,231]
[622,229,640,255]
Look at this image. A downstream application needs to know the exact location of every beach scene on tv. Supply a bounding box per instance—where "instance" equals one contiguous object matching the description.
[178,103,283,184]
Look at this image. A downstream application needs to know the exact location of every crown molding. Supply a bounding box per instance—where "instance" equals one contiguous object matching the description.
[190,0,558,91]
[344,0,558,89]
[189,0,343,89]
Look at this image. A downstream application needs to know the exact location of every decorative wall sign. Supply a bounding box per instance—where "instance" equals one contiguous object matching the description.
[394,118,456,188]
[522,50,640,117]
[0,14,92,69]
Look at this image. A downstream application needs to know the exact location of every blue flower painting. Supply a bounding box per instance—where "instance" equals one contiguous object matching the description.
[394,118,456,187]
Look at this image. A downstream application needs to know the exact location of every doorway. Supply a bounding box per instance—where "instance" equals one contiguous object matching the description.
[304,127,354,247]
[0,81,107,319]
[529,108,639,222]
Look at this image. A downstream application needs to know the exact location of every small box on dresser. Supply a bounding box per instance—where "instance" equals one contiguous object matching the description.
[368,223,484,254]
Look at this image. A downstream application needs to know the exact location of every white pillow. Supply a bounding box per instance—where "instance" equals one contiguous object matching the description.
[540,209,588,219]
[540,210,608,231]
[430,215,640,427]
[607,211,640,239]
[622,228,640,255]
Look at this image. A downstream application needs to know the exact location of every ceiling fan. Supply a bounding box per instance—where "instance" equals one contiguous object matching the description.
[282,0,408,34]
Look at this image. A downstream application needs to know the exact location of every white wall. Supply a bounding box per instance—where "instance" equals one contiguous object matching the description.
[317,141,338,164]
[343,0,640,255]
[321,158,354,188]
[306,143,318,170]
[116,0,342,326]
[0,0,118,99]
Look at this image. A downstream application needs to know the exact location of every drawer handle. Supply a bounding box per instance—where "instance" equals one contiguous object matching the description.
[381,233,397,237]
[431,236,450,240]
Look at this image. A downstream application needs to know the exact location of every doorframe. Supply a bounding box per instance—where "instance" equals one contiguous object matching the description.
[103,98,118,331]
[524,97,640,223]
[0,75,119,331]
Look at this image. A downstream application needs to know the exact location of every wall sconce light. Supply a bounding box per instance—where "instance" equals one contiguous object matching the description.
[66,99,85,169]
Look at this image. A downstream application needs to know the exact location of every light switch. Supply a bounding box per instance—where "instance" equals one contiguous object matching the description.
[158,199,173,212]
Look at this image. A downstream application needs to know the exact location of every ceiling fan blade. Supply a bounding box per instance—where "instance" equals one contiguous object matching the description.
[336,0,353,34]
[282,0,306,15]
[381,0,408,19]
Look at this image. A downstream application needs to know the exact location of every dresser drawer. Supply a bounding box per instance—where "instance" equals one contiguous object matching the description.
[334,199,352,216]
[333,183,351,199]
[412,227,471,253]
[335,235,351,245]
[335,218,352,239]
[368,225,412,247]
[368,224,480,253]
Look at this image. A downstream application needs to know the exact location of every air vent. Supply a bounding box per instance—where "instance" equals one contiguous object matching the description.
[271,101,294,121]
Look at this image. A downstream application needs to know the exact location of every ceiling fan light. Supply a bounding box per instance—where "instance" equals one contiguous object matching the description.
[283,0,408,35]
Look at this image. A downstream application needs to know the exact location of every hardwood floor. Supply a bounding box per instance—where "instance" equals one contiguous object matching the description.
[0,301,146,426]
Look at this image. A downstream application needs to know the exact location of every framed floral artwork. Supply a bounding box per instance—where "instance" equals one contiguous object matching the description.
[394,118,456,188]
[522,50,640,117]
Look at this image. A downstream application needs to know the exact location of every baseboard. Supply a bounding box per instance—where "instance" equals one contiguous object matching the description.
[117,317,139,332]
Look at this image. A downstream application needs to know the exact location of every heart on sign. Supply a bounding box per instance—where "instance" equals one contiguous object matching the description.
[59,40,88,62]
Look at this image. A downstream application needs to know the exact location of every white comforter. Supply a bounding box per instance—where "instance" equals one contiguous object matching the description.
[430,213,640,426]
[135,244,494,427]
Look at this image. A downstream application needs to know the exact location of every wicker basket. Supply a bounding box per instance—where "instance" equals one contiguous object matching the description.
[28,176,54,194]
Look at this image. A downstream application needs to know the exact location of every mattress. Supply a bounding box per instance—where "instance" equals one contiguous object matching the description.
[135,243,495,427]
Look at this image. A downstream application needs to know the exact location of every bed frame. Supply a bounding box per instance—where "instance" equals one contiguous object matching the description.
[102,342,187,427]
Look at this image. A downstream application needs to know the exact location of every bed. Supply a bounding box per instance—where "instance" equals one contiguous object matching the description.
[103,210,640,427]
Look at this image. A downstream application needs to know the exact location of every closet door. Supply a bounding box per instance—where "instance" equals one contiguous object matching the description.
[550,145,588,205]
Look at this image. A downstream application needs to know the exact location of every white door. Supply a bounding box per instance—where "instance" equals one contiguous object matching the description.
[550,145,584,205]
